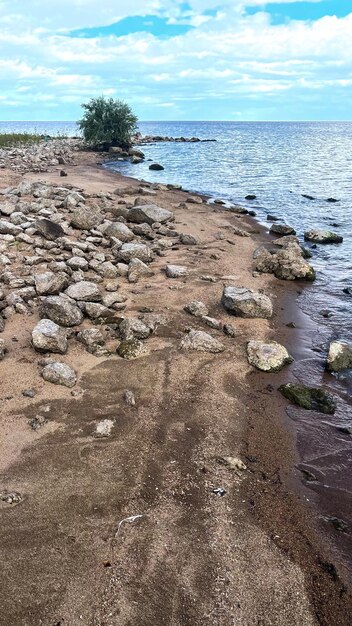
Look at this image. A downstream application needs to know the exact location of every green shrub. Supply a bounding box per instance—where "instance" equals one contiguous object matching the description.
[78,96,138,149]
[0,133,41,148]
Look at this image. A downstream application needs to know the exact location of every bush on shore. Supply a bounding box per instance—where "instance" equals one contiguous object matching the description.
[0,133,42,148]
[78,96,138,150]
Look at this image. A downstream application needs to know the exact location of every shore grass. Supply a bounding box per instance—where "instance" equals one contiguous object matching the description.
[0,132,43,148]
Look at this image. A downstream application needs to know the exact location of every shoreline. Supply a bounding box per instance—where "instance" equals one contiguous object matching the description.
[0,144,351,624]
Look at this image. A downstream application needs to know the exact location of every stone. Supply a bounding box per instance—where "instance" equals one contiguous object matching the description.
[32,319,67,354]
[165,264,188,278]
[179,233,199,245]
[118,243,152,264]
[304,230,343,244]
[326,341,352,372]
[41,295,83,327]
[84,302,117,322]
[105,222,134,241]
[0,338,6,360]
[67,256,89,271]
[149,163,164,171]
[272,235,299,247]
[124,390,136,406]
[34,271,68,295]
[127,204,174,225]
[119,318,151,340]
[35,218,65,240]
[255,243,316,281]
[269,224,296,236]
[95,419,114,438]
[279,383,336,414]
[97,261,118,278]
[202,316,222,330]
[223,323,236,337]
[186,196,203,204]
[218,456,247,471]
[128,258,154,283]
[65,281,101,302]
[0,220,22,236]
[180,330,225,353]
[246,340,293,372]
[184,300,209,317]
[41,361,77,388]
[117,338,148,360]
[78,328,106,354]
[222,286,273,319]
[70,207,104,230]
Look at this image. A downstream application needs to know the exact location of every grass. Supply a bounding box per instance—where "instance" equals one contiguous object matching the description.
[0,132,43,148]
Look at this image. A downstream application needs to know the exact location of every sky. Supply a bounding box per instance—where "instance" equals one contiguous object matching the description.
[0,0,351,121]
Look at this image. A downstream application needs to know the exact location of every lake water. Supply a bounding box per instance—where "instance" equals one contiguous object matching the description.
[2,119,352,574]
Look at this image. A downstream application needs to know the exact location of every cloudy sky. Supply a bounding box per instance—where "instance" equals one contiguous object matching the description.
[0,0,351,121]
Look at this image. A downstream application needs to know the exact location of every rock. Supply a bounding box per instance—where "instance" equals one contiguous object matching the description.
[304,230,343,244]
[279,383,336,414]
[165,264,188,278]
[127,204,173,225]
[32,319,67,354]
[326,197,339,203]
[34,271,68,295]
[186,196,203,204]
[0,338,6,360]
[41,295,83,327]
[202,316,222,330]
[0,220,22,236]
[41,361,77,388]
[222,286,273,319]
[149,163,164,171]
[65,281,101,302]
[180,330,225,353]
[67,256,89,271]
[84,302,117,322]
[124,390,136,406]
[128,258,154,283]
[78,328,106,354]
[327,341,352,372]
[118,243,152,264]
[272,235,299,247]
[184,300,209,317]
[270,224,296,236]
[245,194,256,200]
[247,340,293,372]
[35,218,65,240]
[95,419,114,437]
[218,456,247,471]
[223,323,236,337]
[105,222,134,241]
[179,233,199,245]
[70,208,103,230]
[255,243,316,281]
[119,318,151,340]
[97,261,118,279]
[117,338,148,360]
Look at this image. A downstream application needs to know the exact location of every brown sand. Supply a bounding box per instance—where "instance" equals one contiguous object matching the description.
[0,154,351,625]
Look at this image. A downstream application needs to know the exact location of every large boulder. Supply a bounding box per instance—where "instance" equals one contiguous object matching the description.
[180,330,225,353]
[41,295,83,327]
[222,286,273,319]
[65,281,101,302]
[127,204,174,225]
[34,271,69,296]
[70,208,104,230]
[326,341,352,372]
[35,219,65,240]
[255,243,315,281]
[304,230,343,244]
[41,362,77,388]
[247,341,293,372]
[279,383,336,414]
[32,319,67,354]
[117,243,152,264]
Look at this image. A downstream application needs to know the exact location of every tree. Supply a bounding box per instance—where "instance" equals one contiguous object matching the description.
[78,96,138,149]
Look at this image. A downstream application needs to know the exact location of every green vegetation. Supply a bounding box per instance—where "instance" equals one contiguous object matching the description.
[0,133,42,148]
[78,96,138,149]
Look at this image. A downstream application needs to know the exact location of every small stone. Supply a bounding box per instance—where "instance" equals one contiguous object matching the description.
[179,233,199,245]
[119,318,151,340]
[32,319,68,354]
[117,338,148,360]
[222,286,273,319]
[184,300,209,317]
[77,328,106,354]
[41,361,77,388]
[217,456,247,471]
[128,258,154,283]
[247,340,293,372]
[22,389,36,398]
[0,338,6,360]
[0,491,22,505]
[165,264,188,278]
[124,390,136,406]
[202,316,222,330]
[95,419,114,438]
[223,323,236,337]
[181,330,225,353]
[65,281,101,302]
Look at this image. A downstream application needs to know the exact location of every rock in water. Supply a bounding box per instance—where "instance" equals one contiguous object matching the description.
[41,296,83,327]
[247,340,293,372]
[149,163,164,171]
[255,243,315,281]
[32,319,67,354]
[270,224,296,236]
[181,330,225,353]
[127,204,173,225]
[304,230,343,244]
[279,383,336,414]
[221,286,273,319]
[327,341,352,372]
[41,362,77,387]
[35,219,65,241]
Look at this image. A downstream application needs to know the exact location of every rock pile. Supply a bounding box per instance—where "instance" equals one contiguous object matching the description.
[0,138,81,173]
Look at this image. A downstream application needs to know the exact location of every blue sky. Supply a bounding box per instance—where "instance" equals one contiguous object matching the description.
[0,1,351,121]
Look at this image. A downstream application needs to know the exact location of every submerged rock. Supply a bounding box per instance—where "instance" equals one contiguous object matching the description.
[247,340,293,372]
[304,230,343,244]
[180,330,225,353]
[327,341,352,372]
[41,361,77,387]
[149,163,164,171]
[221,286,273,319]
[279,383,336,414]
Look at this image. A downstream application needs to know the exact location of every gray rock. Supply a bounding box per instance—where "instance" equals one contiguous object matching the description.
[181,330,225,353]
[105,222,134,241]
[128,258,154,283]
[247,340,293,372]
[70,208,103,230]
[149,163,164,171]
[255,243,315,281]
[165,264,188,278]
[304,229,343,244]
[84,302,117,322]
[35,218,65,240]
[222,286,273,319]
[34,271,69,295]
[0,220,22,236]
[67,256,89,271]
[269,224,296,236]
[127,204,174,225]
[201,316,222,330]
[65,281,101,302]
[117,338,148,360]
[41,295,83,327]
[184,300,209,317]
[0,338,5,360]
[96,261,118,278]
[179,233,199,245]
[119,317,151,340]
[327,341,352,372]
[118,243,152,264]
[41,361,77,387]
[32,319,68,354]
[124,390,136,406]
[78,328,106,353]
[95,419,114,437]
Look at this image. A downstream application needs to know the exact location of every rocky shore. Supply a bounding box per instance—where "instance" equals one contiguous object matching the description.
[0,138,351,625]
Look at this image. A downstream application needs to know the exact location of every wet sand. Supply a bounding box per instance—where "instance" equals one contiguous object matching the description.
[0,151,351,625]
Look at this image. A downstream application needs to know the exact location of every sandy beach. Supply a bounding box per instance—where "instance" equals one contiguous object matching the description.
[0,146,351,625]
